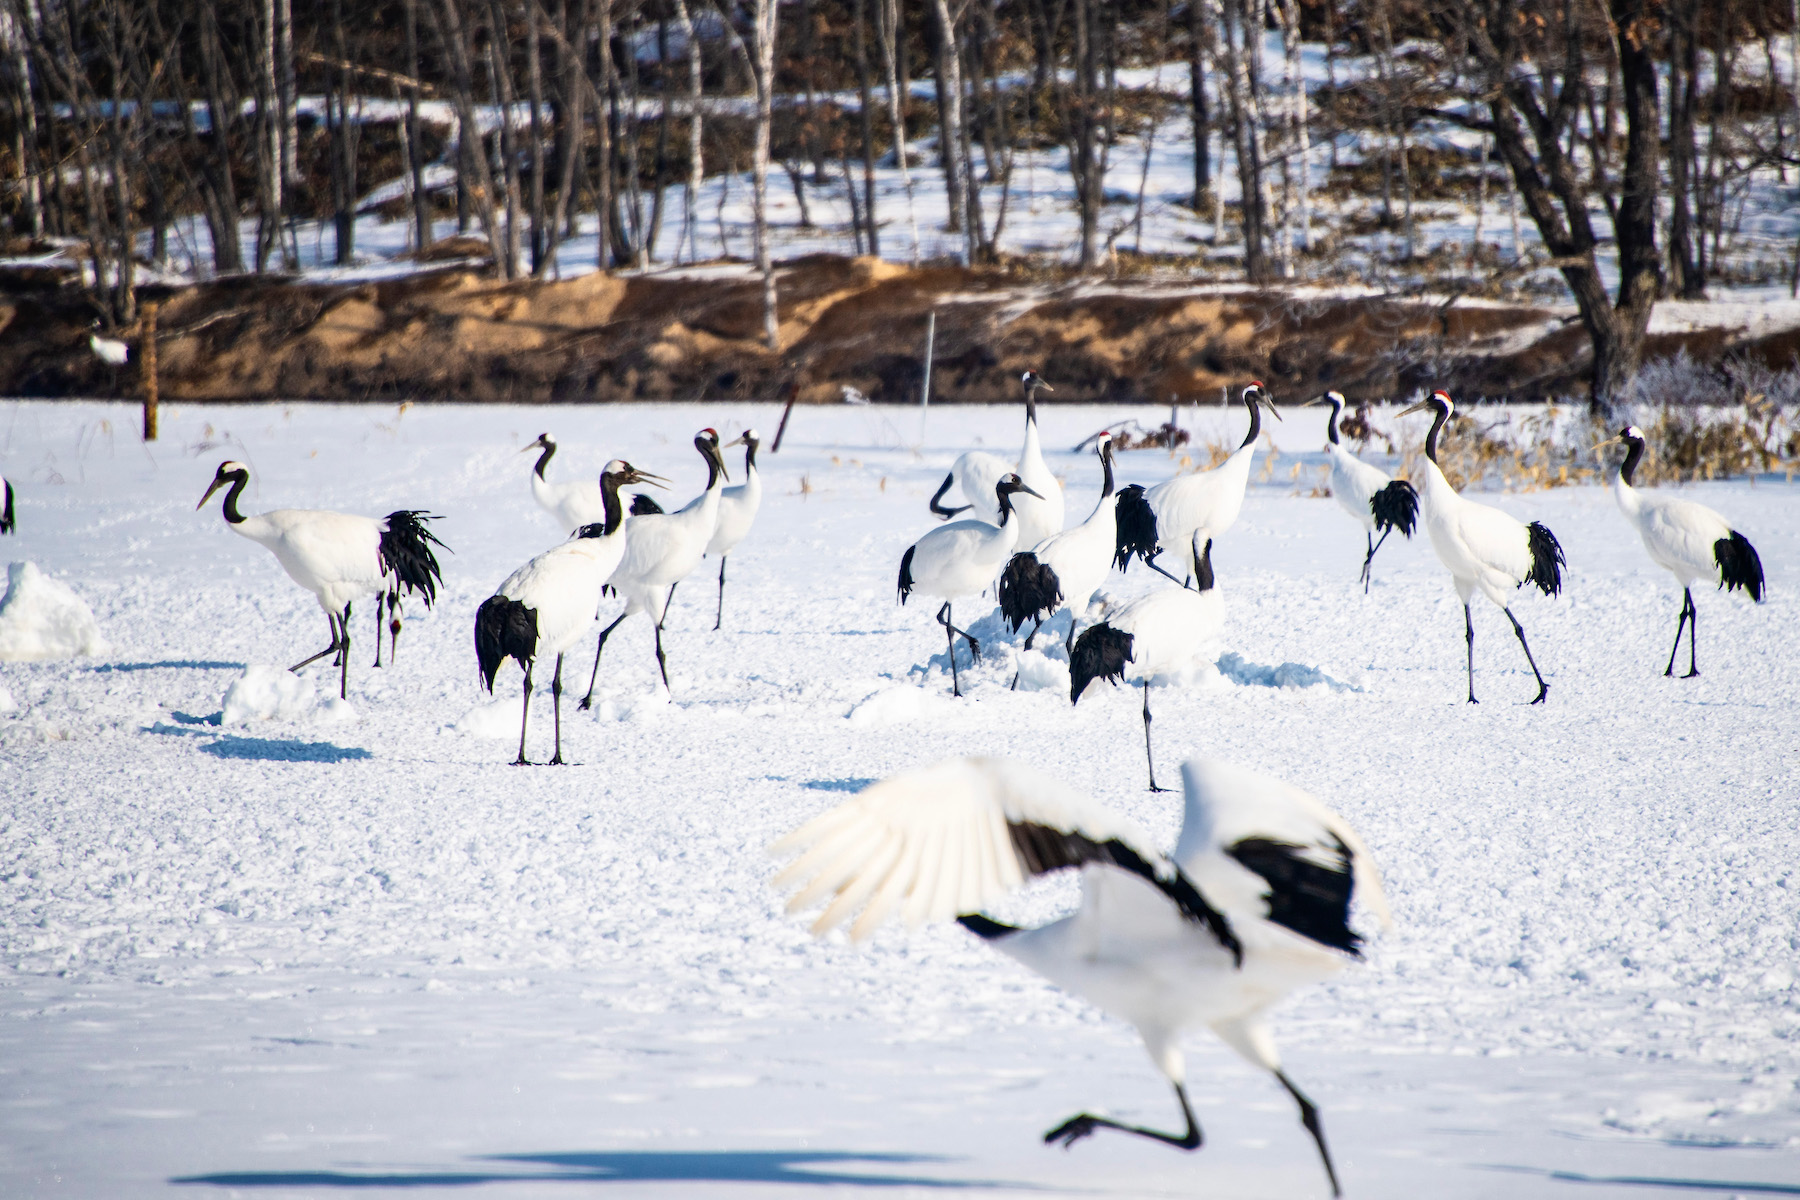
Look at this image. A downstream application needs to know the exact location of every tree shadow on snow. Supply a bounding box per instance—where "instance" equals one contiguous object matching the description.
[174,1148,1054,1191]
[91,660,245,673]
[1485,1165,1800,1194]
[199,735,372,764]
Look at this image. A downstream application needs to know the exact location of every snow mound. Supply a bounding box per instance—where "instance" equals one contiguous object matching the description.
[848,684,951,727]
[1012,648,1070,694]
[455,698,518,739]
[0,561,108,661]
[222,665,318,724]
[318,698,359,724]
[0,685,15,713]
[1217,651,1360,693]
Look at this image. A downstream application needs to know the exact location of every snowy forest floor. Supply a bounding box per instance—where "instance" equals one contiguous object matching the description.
[1,400,1797,1198]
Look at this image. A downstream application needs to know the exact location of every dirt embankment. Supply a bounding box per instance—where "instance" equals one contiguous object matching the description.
[2,255,1794,404]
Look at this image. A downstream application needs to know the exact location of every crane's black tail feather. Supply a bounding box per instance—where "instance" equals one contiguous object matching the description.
[474,596,537,691]
[1715,530,1765,602]
[0,478,14,534]
[1524,521,1565,597]
[1369,478,1419,538]
[629,493,665,516]
[897,545,916,605]
[1113,484,1159,571]
[1068,623,1134,705]
[380,511,448,606]
[998,552,1062,633]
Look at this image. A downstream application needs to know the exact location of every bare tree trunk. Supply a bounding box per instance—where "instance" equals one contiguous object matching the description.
[484,0,524,277]
[1,5,43,237]
[1070,0,1102,269]
[1667,0,1703,297]
[673,0,703,262]
[930,0,969,257]
[527,0,548,272]
[751,0,779,349]
[427,0,508,273]
[329,0,357,266]
[1189,0,1211,202]
[877,0,919,260]
[1221,0,1269,279]
[853,0,879,257]
[405,0,433,255]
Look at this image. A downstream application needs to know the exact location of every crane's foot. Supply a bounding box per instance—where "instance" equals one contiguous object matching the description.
[512,756,531,767]
[1530,684,1548,705]
[1044,1115,1102,1149]
[1682,668,1700,679]
[549,753,566,765]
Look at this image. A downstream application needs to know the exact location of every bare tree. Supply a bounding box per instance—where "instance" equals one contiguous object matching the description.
[750,0,779,349]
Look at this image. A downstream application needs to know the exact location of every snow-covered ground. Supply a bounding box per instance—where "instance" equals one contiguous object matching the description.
[1,399,1797,1198]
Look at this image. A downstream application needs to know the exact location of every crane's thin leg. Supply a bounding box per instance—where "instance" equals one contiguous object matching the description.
[1360,531,1375,591]
[937,602,963,697]
[371,594,384,668]
[1142,549,1188,589]
[1503,606,1548,704]
[1362,528,1392,593]
[1683,588,1700,678]
[578,613,630,710]
[337,603,352,699]
[1663,591,1691,678]
[661,583,679,625]
[713,556,727,631]
[549,654,565,765]
[652,619,672,694]
[514,663,533,766]
[1275,1070,1342,1198]
[1463,604,1478,704]
[1044,1082,1202,1152]
[291,613,341,673]
[1143,680,1171,793]
[1065,619,1078,657]
[388,591,403,663]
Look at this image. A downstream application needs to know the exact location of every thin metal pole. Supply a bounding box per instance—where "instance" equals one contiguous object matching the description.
[918,308,936,444]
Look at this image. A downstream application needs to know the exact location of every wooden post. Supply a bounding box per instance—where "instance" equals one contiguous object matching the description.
[141,301,160,442]
[917,309,936,444]
[770,380,798,453]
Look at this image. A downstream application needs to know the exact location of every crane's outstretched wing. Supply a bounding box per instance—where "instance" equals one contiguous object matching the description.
[770,757,1239,956]
[1174,758,1390,958]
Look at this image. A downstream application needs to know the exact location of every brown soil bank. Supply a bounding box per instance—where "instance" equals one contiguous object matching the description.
[2,255,1793,404]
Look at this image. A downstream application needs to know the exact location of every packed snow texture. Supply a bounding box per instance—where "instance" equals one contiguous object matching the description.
[0,559,107,661]
[0,399,1796,1199]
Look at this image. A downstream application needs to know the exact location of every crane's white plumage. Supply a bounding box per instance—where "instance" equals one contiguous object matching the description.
[198,461,444,699]
[771,755,1387,1196]
[524,432,608,534]
[999,434,1120,655]
[705,430,763,630]
[930,371,1065,551]
[899,473,1043,696]
[578,430,729,705]
[1306,391,1419,591]
[477,461,664,763]
[1069,538,1226,790]
[1116,383,1279,582]
[1598,425,1766,677]
[1400,391,1564,703]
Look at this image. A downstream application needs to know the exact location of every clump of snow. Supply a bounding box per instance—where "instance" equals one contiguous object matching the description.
[0,685,15,713]
[1012,648,1070,694]
[0,562,108,661]
[221,665,318,724]
[318,697,359,724]
[1217,651,1359,692]
[454,697,518,739]
[848,685,950,727]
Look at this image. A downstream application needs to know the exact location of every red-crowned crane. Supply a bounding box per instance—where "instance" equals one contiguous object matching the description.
[1305,391,1418,592]
[1398,390,1564,704]
[1070,537,1224,791]
[476,461,666,765]
[999,432,1119,664]
[706,428,763,630]
[770,755,1389,1198]
[1595,425,1765,677]
[197,461,445,699]
[578,429,729,707]
[1115,382,1280,585]
[929,370,1065,552]
[899,473,1044,697]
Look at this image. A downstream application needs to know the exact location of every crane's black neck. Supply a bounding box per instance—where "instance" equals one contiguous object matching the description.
[996,487,1016,526]
[698,441,722,490]
[744,438,759,473]
[1325,400,1341,446]
[1023,382,1039,429]
[1099,446,1115,498]
[218,471,249,524]
[1239,392,1263,449]
[597,471,627,535]
[1619,437,1644,486]
[1424,403,1448,464]
[1195,537,1215,592]
[533,441,556,480]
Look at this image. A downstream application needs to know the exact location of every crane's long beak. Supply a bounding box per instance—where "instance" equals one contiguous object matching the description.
[723,434,747,448]
[1017,483,1046,500]
[1301,395,1329,407]
[1036,380,1053,392]
[631,470,672,488]
[1397,400,1434,418]
[196,478,225,510]
[1261,394,1283,421]
[1588,435,1620,453]
[519,436,546,454]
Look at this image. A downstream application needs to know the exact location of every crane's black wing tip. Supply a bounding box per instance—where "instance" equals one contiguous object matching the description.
[1716,530,1765,602]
